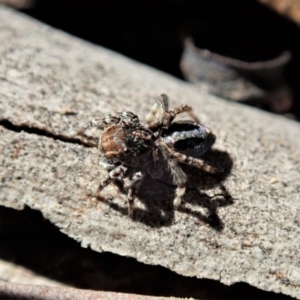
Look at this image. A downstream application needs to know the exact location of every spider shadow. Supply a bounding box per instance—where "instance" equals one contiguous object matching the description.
[102,149,234,229]
[108,178,176,227]
[178,149,234,230]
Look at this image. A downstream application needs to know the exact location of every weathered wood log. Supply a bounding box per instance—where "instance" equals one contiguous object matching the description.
[0,4,300,299]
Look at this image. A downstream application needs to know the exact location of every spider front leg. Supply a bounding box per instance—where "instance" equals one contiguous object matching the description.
[77,114,125,135]
[146,94,171,131]
[77,118,105,135]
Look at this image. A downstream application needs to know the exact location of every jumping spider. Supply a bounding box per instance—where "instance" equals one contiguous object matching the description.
[79,94,217,216]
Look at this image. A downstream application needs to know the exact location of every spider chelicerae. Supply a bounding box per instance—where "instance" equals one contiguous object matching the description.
[79,94,217,216]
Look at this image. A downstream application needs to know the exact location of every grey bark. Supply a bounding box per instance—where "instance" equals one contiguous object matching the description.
[0,4,300,299]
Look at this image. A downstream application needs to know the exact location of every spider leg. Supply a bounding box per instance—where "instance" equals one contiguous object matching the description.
[158,140,217,172]
[96,165,128,197]
[158,94,199,126]
[146,102,160,124]
[167,103,200,124]
[147,120,162,132]
[146,94,170,131]
[157,141,188,207]
[146,94,200,132]
[146,94,169,123]
[127,171,144,216]
[169,159,187,207]
[77,118,106,135]
[158,94,170,112]
[99,157,115,170]
[171,151,217,172]
[77,114,126,135]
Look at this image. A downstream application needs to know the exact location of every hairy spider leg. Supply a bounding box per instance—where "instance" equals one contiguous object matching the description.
[157,141,188,207]
[147,94,200,132]
[167,103,200,125]
[77,118,107,135]
[145,94,169,124]
[96,165,128,197]
[159,94,170,112]
[163,145,217,173]
[78,112,141,135]
[159,94,200,125]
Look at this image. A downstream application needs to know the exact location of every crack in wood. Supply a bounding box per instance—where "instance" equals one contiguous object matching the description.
[0,119,95,148]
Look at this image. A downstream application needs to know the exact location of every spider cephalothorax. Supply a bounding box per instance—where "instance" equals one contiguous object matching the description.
[80,95,217,216]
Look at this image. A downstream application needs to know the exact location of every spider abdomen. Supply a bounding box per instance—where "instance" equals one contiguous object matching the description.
[161,121,216,157]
